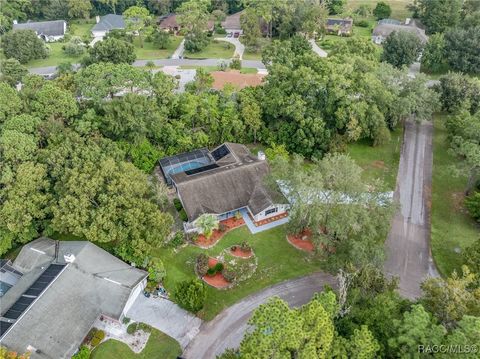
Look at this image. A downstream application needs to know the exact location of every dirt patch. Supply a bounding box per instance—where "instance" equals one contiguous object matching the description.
[196,217,245,248]
[211,70,265,90]
[451,191,467,213]
[202,257,229,289]
[287,228,314,252]
[371,160,386,169]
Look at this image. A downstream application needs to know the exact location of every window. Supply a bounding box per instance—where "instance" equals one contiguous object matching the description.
[264,207,278,216]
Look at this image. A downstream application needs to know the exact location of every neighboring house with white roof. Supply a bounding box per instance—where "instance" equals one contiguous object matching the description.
[372,20,428,44]
[0,238,147,359]
[12,20,67,42]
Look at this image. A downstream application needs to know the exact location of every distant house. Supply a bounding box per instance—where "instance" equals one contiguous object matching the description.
[159,143,288,233]
[91,14,125,39]
[0,238,147,359]
[325,18,353,36]
[158,13,214,34]
[221,11,244,34]
[372,22,428,44]
[12,20,66,42]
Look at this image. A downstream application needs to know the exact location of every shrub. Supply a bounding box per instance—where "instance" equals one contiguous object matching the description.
[2,29,48,64]
[465,192,480,221]
[219,222,228,232]
[179,208,188,222]
[222,268,236,282]
[214,262,224,272]
[240,241,251,252]
[62,36,85,56]
[184,32,209,53]
[234,211,242,220]
[196,254,209,276]
[90,329,105,347]
[122,317,130,325]
[355,19,370,28]
[153,30,171,49]
[137,323,152,333]
[170,231,185,248]
[206,267,216,276]
[127,322,137,334]
[230,58,241,70]
[174,279,207,313]
[72,346,91,359]
[147,257,166,282]
[173,198,183,211]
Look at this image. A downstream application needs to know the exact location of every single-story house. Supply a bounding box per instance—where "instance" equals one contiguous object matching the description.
[91,14,125,39]
[372,22,428,44]
[159,143,288,232]
[158,13,214,34]
[0,238,147,359]
[221,11,244,34]
[326,18,353,36]
[12,20,66,42]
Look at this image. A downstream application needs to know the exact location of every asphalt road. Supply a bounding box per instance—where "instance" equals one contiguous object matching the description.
[183,272,336,359]
[384,119,439,299]
[28,58,265,76]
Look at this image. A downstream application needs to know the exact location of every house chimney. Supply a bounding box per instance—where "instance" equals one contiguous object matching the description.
[64,253,75,263]
[96,15,100,24]
[258,151,266,161]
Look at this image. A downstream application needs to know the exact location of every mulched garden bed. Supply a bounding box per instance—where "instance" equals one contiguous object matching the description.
[201,257,229,289]
[287,228,315,252]
[252,211,288,227]
[230,246,253,258]
[195,217,245,248]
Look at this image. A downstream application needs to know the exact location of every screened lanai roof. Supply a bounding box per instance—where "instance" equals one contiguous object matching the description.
[159,148,214,185]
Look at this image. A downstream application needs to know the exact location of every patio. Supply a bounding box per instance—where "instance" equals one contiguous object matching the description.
[240,208,289,234]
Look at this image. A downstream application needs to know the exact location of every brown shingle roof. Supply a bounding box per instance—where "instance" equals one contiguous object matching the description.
[221,11,244,30]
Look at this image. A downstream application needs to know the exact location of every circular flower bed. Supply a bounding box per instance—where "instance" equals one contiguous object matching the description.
[230,241,253,258]
[287,228,314,252]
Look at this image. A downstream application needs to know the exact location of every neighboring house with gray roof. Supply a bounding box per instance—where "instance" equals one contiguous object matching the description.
[91,14,125,39]
[372,22,428,44]
[326,18,353,36]
[221,11,244,34]
[159,143,288,233]
[12,20,66,42]
[0,238,147,359]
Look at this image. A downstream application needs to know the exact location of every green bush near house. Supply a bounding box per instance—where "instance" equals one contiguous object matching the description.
[90,329,105,347]
[173,198,183,211]
[179,209,188,222]
[173,279,206,313]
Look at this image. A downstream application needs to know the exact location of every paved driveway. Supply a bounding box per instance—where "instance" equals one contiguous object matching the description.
[183,272,336,358]
[126,295,203,349]
[384,119,439,299]
[216,37,245,59]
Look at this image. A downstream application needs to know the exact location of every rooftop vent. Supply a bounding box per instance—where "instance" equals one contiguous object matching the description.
[64,253,75,263]
[258,151,266,161]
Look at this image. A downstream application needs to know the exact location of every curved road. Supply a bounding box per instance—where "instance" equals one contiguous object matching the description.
[183,272,336,358]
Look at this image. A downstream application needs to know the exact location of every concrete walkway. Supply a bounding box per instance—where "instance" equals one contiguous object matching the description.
[309,39,328,58]
[171,39,185,60]
[183,272,336,358]
[126,295,203,349]
[215,37,245,59]
[240,208,289,234]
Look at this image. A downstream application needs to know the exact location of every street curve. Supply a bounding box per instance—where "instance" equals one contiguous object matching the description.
[183,272,336,359]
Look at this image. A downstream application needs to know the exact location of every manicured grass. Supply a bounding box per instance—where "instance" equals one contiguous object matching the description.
[241,37,271,61]
[134,36,183,60]
[27,42,83,67]
[91,328,181,359]
[69,20,95,38]
[184,40,234,59]
[431,114,478,277]
[154,225,324,320]
[346,0,413,20]
[347,126,403,190]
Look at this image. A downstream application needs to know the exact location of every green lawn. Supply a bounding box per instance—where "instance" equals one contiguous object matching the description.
[431,114,478,277]
[184,40,234,59]
[154,225,324,320]
[134,36,183,60]
[69,20,95,38]
[346,0,413,20]
[27,42,83,67]
[241,37,271,61]
[347,126,403,190]
[91,328,181,359]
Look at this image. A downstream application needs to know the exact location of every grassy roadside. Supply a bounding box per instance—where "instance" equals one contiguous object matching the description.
[133,36,183,60]
[346,0,413,20]
[431,114,478,277]
[91,328,181,359]
[347,126,403,190]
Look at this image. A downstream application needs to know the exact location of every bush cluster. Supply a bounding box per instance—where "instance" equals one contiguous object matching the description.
[222,268,236,282]
[206,262,224,276]
[196,254,209,276]
[90,329,105,347]
[174,279,207,313]
[240,241,251,252]
[170,231,185,248]
[173,198,183,211]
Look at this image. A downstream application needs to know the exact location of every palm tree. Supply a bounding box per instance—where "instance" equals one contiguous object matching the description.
[196,214,219,238]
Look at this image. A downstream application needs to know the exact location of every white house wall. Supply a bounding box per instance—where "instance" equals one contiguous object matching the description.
[252,204,289,222]
[122,277,147,317]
